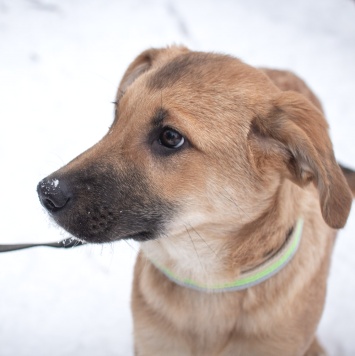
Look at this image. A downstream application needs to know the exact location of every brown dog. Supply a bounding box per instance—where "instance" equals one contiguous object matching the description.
[37,46,355,355]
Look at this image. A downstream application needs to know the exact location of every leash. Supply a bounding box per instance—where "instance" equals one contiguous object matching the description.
[0,239,86,253]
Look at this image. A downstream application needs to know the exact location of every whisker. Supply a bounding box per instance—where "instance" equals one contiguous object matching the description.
[220,187,251,220]
[188,223,219,260]
[184,225,204,272]
[123,239,139,253]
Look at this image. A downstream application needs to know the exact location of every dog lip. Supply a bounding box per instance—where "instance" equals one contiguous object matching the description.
[129,231,155,242]
[67,230,152,244]
[114,231,152,242]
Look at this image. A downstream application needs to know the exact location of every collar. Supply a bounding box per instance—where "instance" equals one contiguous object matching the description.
[149,218,304,293]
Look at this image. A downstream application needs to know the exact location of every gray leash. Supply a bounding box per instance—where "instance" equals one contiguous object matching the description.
[0,239,86,253]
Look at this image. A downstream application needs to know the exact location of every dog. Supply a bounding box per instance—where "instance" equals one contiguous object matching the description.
[37,46,355,355]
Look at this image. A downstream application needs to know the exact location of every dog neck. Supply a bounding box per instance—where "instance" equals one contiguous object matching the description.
[140,181,307,292]
[143,218,303,293]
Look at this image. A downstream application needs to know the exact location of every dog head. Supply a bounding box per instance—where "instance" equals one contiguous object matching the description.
[37,46,353,244]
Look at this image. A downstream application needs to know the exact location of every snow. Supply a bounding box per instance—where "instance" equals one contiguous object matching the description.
[0,0,354,355]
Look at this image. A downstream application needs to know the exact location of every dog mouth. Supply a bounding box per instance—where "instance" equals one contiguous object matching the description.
[41,193,167,244]
[64,228,153,244]
[37,163,174,244]
[120,231,155,242]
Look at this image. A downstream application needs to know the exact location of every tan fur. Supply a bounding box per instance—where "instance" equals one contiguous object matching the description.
[57,47,354,355]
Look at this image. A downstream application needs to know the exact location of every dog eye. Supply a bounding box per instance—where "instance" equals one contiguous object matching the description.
[159,128,185,149]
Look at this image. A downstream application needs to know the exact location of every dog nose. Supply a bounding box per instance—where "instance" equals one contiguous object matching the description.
[37,178,70,213]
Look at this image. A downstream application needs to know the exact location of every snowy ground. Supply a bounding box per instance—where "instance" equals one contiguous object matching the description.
[0,0,355,355]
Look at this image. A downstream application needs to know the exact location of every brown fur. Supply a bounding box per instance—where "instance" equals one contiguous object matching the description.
[38,46,354,355]
[126,48,353,355]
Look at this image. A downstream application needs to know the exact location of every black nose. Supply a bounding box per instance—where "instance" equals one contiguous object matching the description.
[37,178,71,213]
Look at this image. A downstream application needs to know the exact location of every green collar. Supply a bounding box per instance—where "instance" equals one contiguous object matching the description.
[149,218,304,293]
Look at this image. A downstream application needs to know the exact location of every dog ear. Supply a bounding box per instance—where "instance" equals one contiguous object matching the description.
[117,48,161,97]
[249,91,352,229]
[117,46,189,98]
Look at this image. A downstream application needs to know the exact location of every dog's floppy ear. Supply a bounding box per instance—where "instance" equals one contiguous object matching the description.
[249,91,352,229]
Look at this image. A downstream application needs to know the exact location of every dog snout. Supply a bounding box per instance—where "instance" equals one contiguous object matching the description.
[37,178,71,213]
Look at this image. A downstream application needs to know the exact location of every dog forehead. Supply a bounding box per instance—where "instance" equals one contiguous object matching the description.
[147,51,240,90]
[142,51,276,119]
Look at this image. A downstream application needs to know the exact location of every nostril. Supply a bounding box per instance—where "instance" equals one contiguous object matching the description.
[37,178,71,213]
[44,196,69,211]
[45,198,57,210]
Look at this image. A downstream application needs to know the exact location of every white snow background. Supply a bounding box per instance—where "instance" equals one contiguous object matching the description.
[0,0,355,355]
